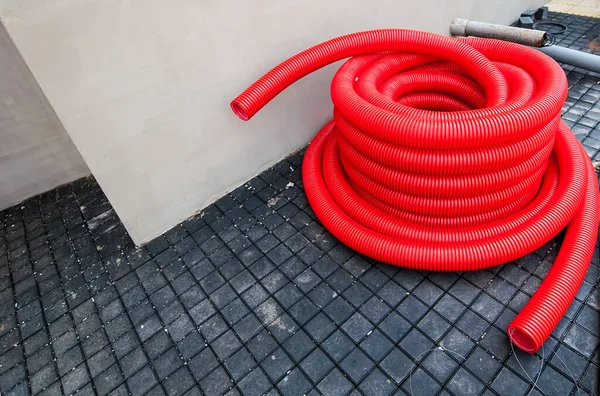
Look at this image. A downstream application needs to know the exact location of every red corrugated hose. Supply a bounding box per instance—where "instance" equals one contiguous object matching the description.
[230,30,600,353]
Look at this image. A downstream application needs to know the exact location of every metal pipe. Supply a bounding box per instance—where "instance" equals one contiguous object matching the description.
[451,18,600,73]
[537,45,600,73]
[450,18,547,47]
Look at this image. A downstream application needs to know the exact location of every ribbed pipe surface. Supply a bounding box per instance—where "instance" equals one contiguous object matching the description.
[230,30,600,353]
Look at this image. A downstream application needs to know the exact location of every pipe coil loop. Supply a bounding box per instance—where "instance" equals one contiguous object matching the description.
[231,30,599,353]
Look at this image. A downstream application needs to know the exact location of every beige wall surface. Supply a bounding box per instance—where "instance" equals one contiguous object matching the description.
[0,20,89,211]
[0,0,543,244]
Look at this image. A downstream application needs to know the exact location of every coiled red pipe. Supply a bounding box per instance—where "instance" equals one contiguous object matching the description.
[230,30,599,353]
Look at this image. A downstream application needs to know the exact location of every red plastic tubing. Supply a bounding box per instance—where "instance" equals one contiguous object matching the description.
[230,30,599,353]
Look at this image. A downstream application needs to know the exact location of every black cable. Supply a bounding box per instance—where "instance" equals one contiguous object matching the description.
[534,21,568,35]
[543,32,557,47]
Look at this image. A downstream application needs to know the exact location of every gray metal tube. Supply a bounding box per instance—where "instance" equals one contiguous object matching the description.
[451,18,600,73]
[451,18,547,47]
[537,45,600,73]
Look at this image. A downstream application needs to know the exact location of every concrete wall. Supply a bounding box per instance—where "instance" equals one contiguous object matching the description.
[0,20,88,211]
[0,0,543,244]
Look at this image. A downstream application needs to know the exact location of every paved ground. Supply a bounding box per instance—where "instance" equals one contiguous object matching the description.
[1,12,599,396]
[546,0,600,18]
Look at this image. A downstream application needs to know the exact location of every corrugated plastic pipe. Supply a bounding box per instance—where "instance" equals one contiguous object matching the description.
[230,30,600,353]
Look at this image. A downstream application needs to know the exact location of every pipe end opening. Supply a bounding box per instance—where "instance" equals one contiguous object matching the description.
[541,32,552,47]
[231,102,250,121]
[507,326,539,353]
